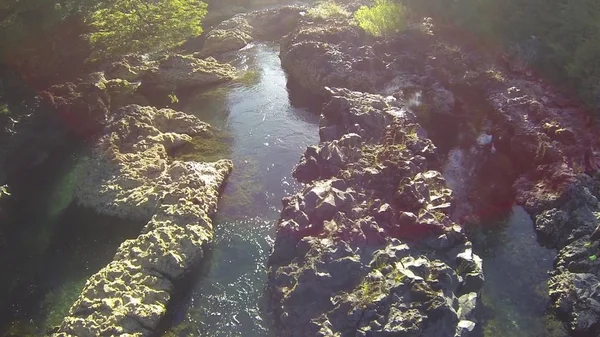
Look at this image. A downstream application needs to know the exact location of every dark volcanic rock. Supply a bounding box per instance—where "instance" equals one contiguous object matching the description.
[268,89,482,337]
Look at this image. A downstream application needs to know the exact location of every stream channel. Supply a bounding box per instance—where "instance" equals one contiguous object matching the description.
[0,42,568,337]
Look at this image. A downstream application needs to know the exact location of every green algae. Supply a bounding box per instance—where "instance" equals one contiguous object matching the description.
[169,131,233,163]
[218,158,264,220]
[235,69,261,86]
[39,277,87,331]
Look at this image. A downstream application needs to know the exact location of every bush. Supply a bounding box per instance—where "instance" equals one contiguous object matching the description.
[307,1,350,21]
[88,0,208,61]
[354,0,407,37]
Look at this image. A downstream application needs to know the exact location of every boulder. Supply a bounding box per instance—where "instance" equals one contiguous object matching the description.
[267,90,481,337]
[141,54,236,93]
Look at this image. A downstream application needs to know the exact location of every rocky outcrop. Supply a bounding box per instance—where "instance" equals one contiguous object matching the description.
[196,6,305,57]
[41,72,151,138]
[280,22,393,96]
[104,54,159,82]
[140,54,236,93]
[53,105,232,336]
[267,89,483,337]
[281,13,600,334]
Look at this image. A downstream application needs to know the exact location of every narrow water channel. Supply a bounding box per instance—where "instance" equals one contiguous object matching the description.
[161,42,320,336]
[474,206,567,337]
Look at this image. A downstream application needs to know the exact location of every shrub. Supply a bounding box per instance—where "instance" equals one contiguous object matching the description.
[354,0,407,37]
[88,0,208,61]
[307,1,350,21]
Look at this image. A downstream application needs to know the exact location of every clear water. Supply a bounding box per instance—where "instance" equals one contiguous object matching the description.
[0,151,143,336]
[162,43,319,336]
[472,206,568,337]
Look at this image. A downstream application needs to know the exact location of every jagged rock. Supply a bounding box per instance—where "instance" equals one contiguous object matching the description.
[140,54,235,93]
[550,271,600,334]
[41,73,111,137]
[54,105,232,336]
[199,16,254,57]
[196,6,304,57]
[104,54,158,82]
[280,23,392,95]
[268,89,481,337]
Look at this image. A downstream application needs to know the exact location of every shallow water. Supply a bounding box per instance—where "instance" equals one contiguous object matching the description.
[473,206,567,337]
[0,150,144,336]
[161,43,319,336]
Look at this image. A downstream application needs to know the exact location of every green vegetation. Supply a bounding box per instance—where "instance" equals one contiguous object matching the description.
[402,0,600,109]
[307,1,350,21]
[169,132,233,163]
[0,104,9,115]
[168,93,180,105]
[0,0,208,83]
[0,185,9,198]
[88,0,208,60]
[236,70,261,86]
[354,0,407,37]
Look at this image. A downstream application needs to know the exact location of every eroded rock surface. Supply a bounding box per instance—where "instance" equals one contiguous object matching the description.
[281,13,600,334]
[197,6,304,57]
[268,89,483,337]
[140,54,236,93]
[53,105,232,336]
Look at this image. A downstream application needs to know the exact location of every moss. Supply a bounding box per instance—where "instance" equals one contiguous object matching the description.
[218,158,264,220]
[169,131,233,163]
[3,321,37,337]
[39,277,88,331]
[235,69,261,86]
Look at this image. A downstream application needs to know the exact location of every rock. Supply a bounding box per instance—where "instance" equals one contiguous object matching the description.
[424,84,455,115]
[104,54,158,82]
[55,105,232,336]
[549,271,600,334]
[457,292,478,321]
[268,89,480,337]
[198,16,254,57]
[455,320,476,337]
[140,54,235,93]
[41,73,111,137]
[196,6,304,57]
[280,23,392,95]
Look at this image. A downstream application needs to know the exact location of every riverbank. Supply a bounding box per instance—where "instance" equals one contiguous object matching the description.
[1,1,599,336]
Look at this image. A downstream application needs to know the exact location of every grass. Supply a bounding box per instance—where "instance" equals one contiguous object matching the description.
[307,0,350,21]
[354,0,407,37]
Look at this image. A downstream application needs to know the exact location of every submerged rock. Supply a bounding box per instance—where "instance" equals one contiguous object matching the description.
[54,105,232,336]
[267,89,482,337]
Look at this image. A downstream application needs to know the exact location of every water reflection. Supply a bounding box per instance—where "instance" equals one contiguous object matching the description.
[162,43,320,336]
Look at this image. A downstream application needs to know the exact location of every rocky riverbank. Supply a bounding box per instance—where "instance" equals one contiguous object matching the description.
[274,6,600,336]
[267,88,483,336]
[2,1,600,336]
[52,105,232,336]
[14,26,238,337]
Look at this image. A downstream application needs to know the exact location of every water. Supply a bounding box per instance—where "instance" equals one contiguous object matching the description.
[473,206,567,337]
[0,150,143,336]
[162,43,320,336]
